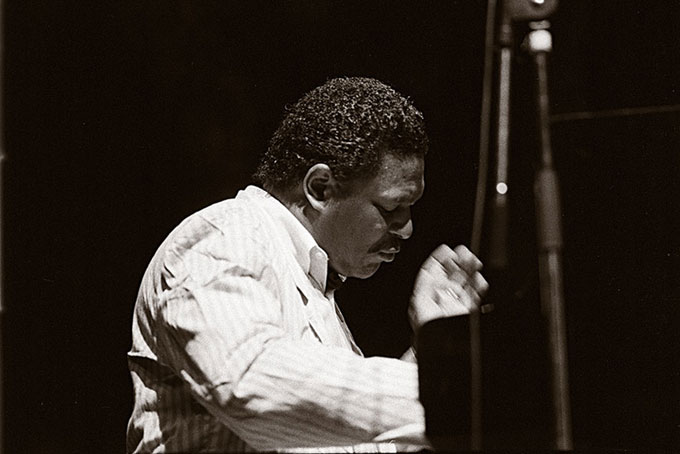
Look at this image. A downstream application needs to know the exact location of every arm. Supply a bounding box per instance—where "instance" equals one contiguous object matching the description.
[153,230,426,451]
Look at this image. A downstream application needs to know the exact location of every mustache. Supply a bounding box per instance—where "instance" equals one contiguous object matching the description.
[368,238,402,253]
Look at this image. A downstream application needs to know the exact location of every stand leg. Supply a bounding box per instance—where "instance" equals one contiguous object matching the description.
[528,24,573,450]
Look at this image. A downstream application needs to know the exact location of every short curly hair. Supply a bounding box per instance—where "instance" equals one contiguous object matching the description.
[253,77,428,194]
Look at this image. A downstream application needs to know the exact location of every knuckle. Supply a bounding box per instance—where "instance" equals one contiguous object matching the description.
[434,243,453,255]
[453,244,470,255]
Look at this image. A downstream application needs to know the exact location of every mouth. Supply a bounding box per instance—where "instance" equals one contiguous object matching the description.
[377,249,399,262]
[369,240,402,262]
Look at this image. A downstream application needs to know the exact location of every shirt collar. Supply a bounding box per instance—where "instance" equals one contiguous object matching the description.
[236,185,334,292]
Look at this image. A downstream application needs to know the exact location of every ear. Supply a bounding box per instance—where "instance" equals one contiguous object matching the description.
[302,163,337,212]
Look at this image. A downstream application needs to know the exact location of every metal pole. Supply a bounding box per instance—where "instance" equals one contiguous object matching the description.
[470,1,559,448]
[472,14,514,450]
[0,0,5,450]
[526,23,573,450]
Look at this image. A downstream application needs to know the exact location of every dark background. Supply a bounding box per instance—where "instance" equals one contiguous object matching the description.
[3,1,678,452]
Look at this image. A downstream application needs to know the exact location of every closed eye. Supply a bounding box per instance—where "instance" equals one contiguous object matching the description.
[376,204,398,214]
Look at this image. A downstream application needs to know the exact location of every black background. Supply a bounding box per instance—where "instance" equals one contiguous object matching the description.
[3,1,679,452]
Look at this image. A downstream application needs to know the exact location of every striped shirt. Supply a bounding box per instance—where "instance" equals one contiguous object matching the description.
[127,186,427,453]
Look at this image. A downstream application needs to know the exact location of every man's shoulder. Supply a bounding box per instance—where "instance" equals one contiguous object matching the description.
[167,195,275,253]
[140,197,277,285]
[196,196,269,232]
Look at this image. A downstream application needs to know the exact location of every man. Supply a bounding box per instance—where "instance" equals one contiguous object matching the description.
[127,77,488,453]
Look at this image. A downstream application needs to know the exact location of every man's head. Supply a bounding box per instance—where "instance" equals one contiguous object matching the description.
[254,77,428,278]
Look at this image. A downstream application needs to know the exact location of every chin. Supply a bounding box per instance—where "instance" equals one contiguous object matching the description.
[350,262,382,279]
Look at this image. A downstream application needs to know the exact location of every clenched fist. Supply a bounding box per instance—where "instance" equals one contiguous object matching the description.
[408,244,489,332]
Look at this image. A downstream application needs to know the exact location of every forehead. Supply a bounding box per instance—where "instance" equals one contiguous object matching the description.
[360,154,425,202]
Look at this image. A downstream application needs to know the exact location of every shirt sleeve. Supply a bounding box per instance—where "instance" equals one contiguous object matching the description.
[151,217,427,451]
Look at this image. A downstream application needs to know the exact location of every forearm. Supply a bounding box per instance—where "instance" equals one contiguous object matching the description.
[153,240,428,451]
[199,338,426,451]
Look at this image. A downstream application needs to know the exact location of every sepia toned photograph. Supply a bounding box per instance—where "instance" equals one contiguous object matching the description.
[2,1,678,452]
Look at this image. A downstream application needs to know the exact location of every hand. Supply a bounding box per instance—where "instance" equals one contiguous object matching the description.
[408,244,489,332]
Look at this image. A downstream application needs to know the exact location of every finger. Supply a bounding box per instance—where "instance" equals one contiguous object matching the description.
[443,256,482,293]
[453,244,483,275]
[428,244,456,269]
[454,275,486,308]
[470,271,489,297]
[422,245,488,299]
[429,244,467,279]
[444,259,469,285]
[437,245,483,286]
[439,281,479,313]
[434,284,473,316]
[427,245,467,283]
[418,244,450,275]
[458,273,488,305]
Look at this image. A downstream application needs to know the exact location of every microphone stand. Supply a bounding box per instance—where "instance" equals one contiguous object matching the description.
[472,4,517,449]
[471,0,569,449]
[487,4,513,271]
[525,21,573,450]
[0,1,5,451]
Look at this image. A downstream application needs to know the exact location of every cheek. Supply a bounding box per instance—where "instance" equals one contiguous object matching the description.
[343,211,387,247]
[326,202,388,256]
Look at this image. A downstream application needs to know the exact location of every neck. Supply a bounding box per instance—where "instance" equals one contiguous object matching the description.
[269,188,318,239]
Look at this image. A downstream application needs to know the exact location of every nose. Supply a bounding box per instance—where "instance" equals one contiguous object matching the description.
[389,209,413,240]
